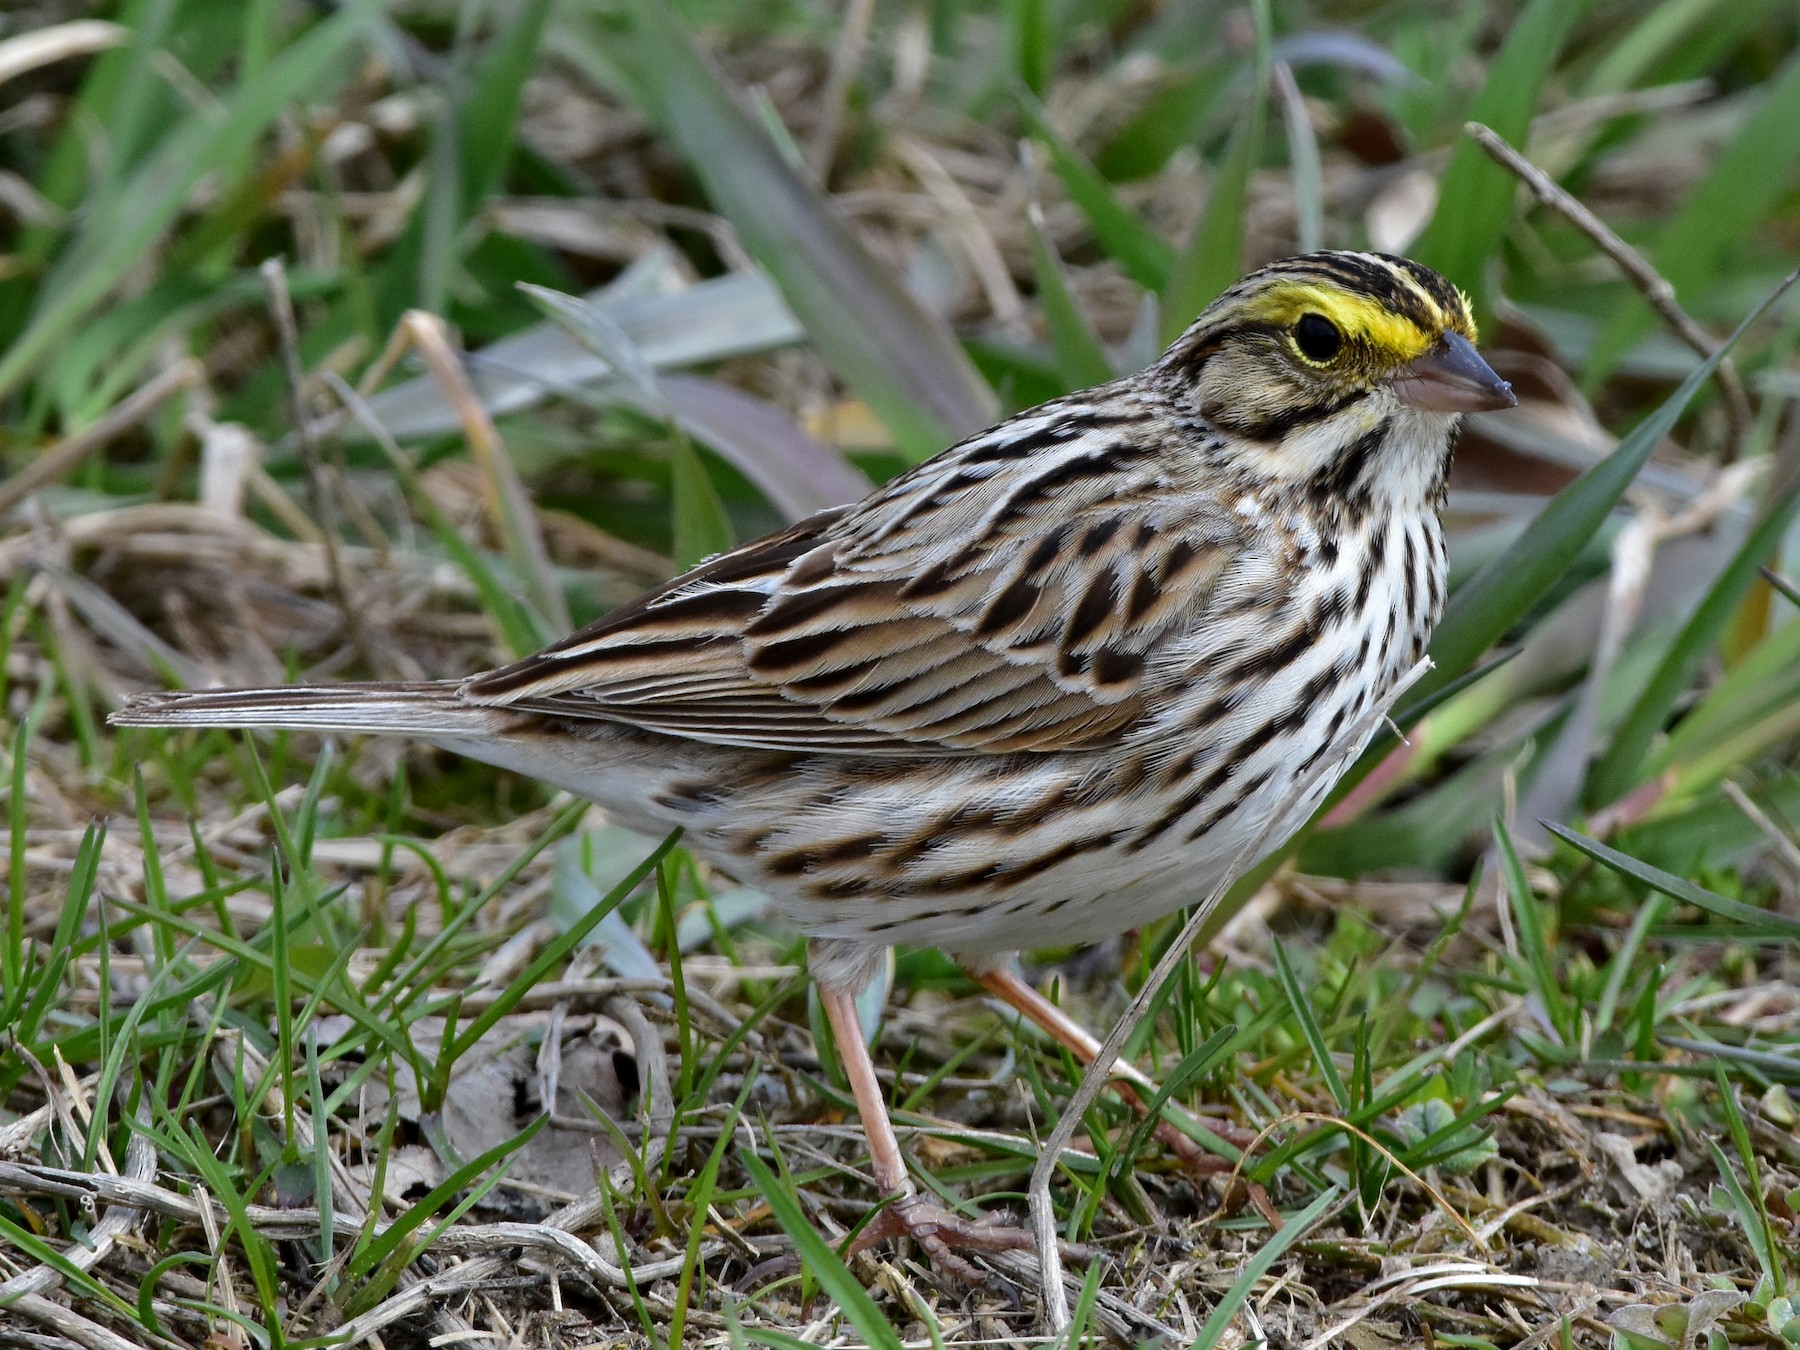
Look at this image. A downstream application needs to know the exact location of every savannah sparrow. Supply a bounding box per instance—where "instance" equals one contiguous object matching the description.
[114,250,1514,1267]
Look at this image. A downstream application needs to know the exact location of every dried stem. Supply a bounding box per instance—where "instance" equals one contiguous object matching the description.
[804,0,876,182]
[1465,122,1754,450]
[0,358,202,518]
[393,310,571,638]
[261,256,376,669]
[1029,657,1432,1329]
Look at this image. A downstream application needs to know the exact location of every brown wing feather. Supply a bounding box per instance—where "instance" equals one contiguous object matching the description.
[465,399,1238,755]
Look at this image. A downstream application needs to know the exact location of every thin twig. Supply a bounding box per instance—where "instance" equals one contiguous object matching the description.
[1721,779,1800,884]
[0,1090,157,1307]
[0,359,202,518]
[262,256,376,669]
[804,0,877,182]
[892,136,1027,331]
[6,1291,177,1350]
[1465,122,1754,449]
[1028,656,1433,1330]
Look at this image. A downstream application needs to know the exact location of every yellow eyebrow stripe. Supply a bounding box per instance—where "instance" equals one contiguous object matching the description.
[1243,281,1445,360]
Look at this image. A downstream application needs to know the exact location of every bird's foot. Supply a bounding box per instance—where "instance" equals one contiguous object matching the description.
[850,1193,1085,1285]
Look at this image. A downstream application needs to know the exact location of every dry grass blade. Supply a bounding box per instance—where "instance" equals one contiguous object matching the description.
[0,20,126,87]
[804,0,877,181]
[0,360,202,519]
[388,311,570,638]
[261,257,373,669]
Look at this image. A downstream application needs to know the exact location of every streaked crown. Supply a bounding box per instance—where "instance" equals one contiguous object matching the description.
[1236,252,1474,355]
[1157,251,1493,443]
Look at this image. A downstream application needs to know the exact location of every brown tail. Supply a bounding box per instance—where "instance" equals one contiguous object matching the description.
[108,681,511,738]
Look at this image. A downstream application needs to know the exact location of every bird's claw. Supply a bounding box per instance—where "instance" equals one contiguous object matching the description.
[851,1193,1089,1286]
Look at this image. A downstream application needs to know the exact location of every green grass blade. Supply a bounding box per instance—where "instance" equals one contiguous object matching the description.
[1706,1096,1783,1295]
[1545,823,1800,941]
[457,0,553,211]
[418,96,462,320]
[0,1211,143,1319]
[1659,1037,1800,1083]
[736,1150,906,1350]
[572,2,995,460]
[669,1077,752,1347]
[1061,1259,1106,1349]
[1410,0,1589,307]
[1162,0,1269,344]
[1024,204,1113,389]
[1188,1185,1344,1348]
[11,822,103,1047]
[1112,1026,1242,1168]
[1407,267,1798,710]
[1651,616,1800,777]
[1008,0,1052,98]
[1584,47,1800,386]
[0,0,381,402]
[1021,98,1175,292]
[1094,58,1234,184]
[345,1115,548,1285]
[167,1116,284,1331]
[670,437,736,570]
[1591,471,1800,804]
[1650,0,1787,83]
[447,830,680,1062]
[1495,820,1568,1036]
[736,1322,829,1350]
[1583,0,1736,95]
[1594,893,1671,1035]
[1272,938,1350,1113]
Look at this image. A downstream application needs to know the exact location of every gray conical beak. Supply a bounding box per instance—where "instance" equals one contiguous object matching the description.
[1391,332,1516,413]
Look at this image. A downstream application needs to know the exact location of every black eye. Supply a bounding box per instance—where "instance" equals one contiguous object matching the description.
[1294,313,1342,362]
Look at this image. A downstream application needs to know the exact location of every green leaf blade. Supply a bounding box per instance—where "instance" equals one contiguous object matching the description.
[1411,0,1589,308]
[1410,268,1799,710]
[1161,0,1270,345]
[579,3,996,461]
[1545,823,1800,941]
[1591,470,1800,805]
[1584,47,1800,386]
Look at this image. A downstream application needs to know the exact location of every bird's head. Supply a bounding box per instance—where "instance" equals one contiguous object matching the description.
[1158,251,1515,506]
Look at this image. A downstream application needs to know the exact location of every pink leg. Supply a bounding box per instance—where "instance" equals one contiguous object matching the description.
[817,983,1041,1279]
[818,984,914,1197]
[967,965,1257,1175]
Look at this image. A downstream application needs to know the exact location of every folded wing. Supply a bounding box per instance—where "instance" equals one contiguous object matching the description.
[466,402,1237,755]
